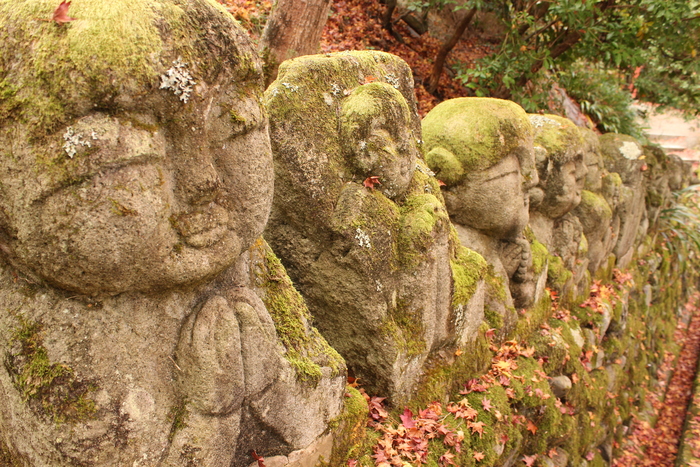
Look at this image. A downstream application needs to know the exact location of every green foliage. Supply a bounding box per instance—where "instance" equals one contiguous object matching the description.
[456,0,700,121]
[658,185,700,264]
[558,62,644,139]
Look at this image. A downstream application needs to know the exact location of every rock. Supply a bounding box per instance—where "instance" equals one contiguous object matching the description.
[550,375,573,399]
[599,134,648,268]
[265,51,480,402]
[539,447,569,467]
[0,2,345,465]
[529,114,587,220]
[422,97,538,312]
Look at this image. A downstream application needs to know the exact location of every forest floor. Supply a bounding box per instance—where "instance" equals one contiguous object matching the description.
[223,1,700,464]
[613,293,700,466]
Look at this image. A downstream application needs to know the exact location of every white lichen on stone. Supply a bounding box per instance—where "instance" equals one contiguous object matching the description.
[160,58,196,103]
[63,127,93,158]
[358,141,367,151]
[355,228,371,249]
[619,141,642,160]
[415,163,435,177]
[331,83,343,97]
[385,73,400,89]
[375,280,383,292]
[530,115,560,128]
[281,82,299,92]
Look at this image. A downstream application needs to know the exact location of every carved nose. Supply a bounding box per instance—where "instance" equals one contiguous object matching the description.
[175,155,223,206]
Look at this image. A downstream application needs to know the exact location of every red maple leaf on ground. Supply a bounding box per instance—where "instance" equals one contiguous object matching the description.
[363,176,381,189]
[52,1,75,24]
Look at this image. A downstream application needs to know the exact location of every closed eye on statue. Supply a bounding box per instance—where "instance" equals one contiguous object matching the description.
[480,168,519,183]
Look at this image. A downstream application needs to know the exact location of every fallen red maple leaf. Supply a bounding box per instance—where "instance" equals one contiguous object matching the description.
[399,407,415,428]
[52,1,75,24]
[482,397,493,412]
[526,419,538,434]
[473,451,485,462]
[439,451,457,466]
[363,176,381,189]
[522,454,537,466]
[250,450,266,467]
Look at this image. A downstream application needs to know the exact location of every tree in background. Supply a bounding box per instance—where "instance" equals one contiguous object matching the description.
[259,0,332,85]
[452,0,699,125]
[386,0,698,133]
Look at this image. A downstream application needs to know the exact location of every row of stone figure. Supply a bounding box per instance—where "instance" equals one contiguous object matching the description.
[0,2,690,466]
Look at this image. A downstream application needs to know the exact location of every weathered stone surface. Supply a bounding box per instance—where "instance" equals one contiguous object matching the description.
[265,51,485,402]
[0,2,344,465]
[529,114,587,220]
[550,375,573,399]
[422,98,538,313]
[528,114,588,300]
[599,134,648,268]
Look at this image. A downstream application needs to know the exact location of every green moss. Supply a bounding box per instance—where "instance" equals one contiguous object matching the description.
[319,386,371,466]
[531,114,584,164]
[379,298,426,358]
[5,318,97,424]
[547,255,573,292]
[484,306,504,330]
[168,399,189,442]
[398,191,449,268]
[514,293,553,341]
[580,190,613,218]
[421,98,533,183]
[410,329,493,408]
[251,238,344,384]
[0,0,250,134]
[451,245,488,307]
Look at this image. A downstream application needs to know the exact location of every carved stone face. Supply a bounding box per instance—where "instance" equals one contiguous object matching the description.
[539,154,588,219]
[340,83,418,199]
[0,79,272,295]
[530,114,587,219]
[422,98,537,240]
[444,151,536,240]
[581,128,604,192]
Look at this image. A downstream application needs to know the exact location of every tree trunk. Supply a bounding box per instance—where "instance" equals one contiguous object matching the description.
[426,6,478,95]
[259,0,333,86]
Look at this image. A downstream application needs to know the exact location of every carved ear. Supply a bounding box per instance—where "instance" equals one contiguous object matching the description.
[425,147,463,186]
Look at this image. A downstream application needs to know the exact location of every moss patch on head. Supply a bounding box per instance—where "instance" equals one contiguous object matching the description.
[5,318,98,424]
[599,133,643,161]
[530,114,584,165]
[422,97,533,184]
[1,0,254,134]
[251,238,344,384]
[580,190,613,219]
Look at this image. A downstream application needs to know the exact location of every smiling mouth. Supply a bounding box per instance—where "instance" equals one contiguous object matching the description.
[173,203,230,248]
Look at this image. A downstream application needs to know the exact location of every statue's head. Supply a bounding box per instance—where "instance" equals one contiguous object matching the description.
[422,98,537,240]
[0,0,273,295]
[529,115,587,219]
[339,82,417,199]
[580,128,604,192]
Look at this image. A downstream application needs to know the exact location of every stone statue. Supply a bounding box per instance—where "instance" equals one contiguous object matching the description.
[0,1,344,465]
[599,134,648,269]
[573,128,617,274]
[265,51,486,402]
[422,97,539,323]
[526,114,590,300]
